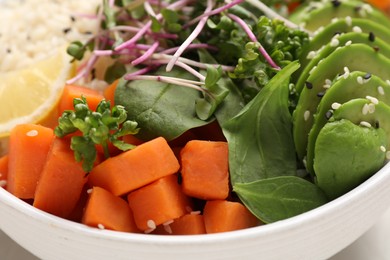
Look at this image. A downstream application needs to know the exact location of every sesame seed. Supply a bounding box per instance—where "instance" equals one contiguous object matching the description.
[163,224,173,234]
[323,84,331,89]
[387,80,390,86]
[362,104,369,115]
[309,66,317,75]
[366,95,379,105]
[369,32,376,42]
[304,110,311,121]
[26,130,38,137]
[345,40,352,46]
[325,79,332,85]
[345,16,352,26]
[0,180,7,187]
[375,120,380,128]
[331,0,341,7]
[362,3,374,13]
[144,228,155,234]
[87,188,93,194]
[330,38,340,47]
[373,46,380,52]
[331,17,339,23]
[331,102,341,110]
[97,224,105,230]
[185,206,193,212]
[363,73,372,81]
[305,81,313,89]
[317,92,325,98]
[302,157,307,168]
[386,151,390,160]
[380,146,386,152]
[147,219,156,229]
[352,26,362,33]
[62,27,71,34]
[343,67,350,78]
[357,76,364,85]
[360,121,372,128]
[368,103,376,114]
[190,211,201,215]
[325,110,333,120]
[163,220,174,226]
[307,51,317,60]
[378,86,385,95]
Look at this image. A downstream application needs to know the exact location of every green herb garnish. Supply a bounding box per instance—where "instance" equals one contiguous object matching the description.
[54,97,139,172]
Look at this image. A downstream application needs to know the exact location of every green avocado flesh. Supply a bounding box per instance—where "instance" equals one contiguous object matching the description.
[293,43,390,161]
[314,119,387,200]
[304,72,390,174]
[289,0,390,32]
[295,32,390,93]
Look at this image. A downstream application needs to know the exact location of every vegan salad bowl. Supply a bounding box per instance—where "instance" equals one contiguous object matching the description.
[1,0,390,259]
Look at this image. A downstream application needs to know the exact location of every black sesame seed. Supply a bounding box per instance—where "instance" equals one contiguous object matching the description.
[6,48,11,53]
[375,120,380,128]
[325,110,333,120]
[305,81,313,89]
[363,73,372,80]
[91,68,96,80]
[373,46,380,52]
[333,31,342,36]
[63,27,71,34]
[70,15,76,22]
[369,32,375,42]
[354,6,362,12]
[84,31,93,35]
[317,92,325,98]
[331,0,341,8]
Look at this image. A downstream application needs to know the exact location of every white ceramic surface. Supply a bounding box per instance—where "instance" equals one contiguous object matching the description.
[1,163,390,260]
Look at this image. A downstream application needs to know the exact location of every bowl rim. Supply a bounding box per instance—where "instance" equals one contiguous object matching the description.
[1,161,390,245]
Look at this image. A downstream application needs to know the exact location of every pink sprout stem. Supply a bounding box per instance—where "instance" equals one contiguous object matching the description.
[166,0,214,72]
[160,43,218,54]
[227,13,280,70]
[184,0,245,29]
[132,41,160,65]
[125,66,155,78]
[66,55,99,85]
[149,60,205,81]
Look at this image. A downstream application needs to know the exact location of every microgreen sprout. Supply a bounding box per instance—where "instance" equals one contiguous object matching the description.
[54,97,139,173]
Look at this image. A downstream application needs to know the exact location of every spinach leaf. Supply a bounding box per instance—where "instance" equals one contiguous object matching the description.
[234,176,328,223]
[115,68,212,141]
[222,61,300,185]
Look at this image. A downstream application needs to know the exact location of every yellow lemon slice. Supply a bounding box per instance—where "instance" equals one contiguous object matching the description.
[0,48,74,155]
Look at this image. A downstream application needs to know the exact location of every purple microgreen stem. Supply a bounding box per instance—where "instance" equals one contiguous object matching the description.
[160,43,218,55]
[166,0,214,72]
[131,41,160,65]
[144,1,157,17]
[184,0,245,29]
[66,54,99,85]
[149,60,206,81]
[227,13,280,70]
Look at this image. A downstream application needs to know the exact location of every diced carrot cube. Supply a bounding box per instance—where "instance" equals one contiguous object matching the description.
[203,200,260,234]
[103,79,119,105]
[169,214,206,235]
[180,140,229,200]
[7,124,54,199]
[0,155,9,189]
[33,138,87,218]
[58,84,104,115]
[89,137,180,196]
[127,174,191,232]
[82,186,140,233]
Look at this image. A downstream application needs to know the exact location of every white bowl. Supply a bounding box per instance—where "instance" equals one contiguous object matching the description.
[1,162,390,260]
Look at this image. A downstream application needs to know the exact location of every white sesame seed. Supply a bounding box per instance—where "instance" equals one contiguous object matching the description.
[378,86,385,95]
[185,206,193,212]
[360,121,372,128]
[144,228,155,234]
[302,157,307,168]
[323,84,331,89]
[304,110,310,121]
[87,188,93,194]
[352,26,362,33]
[163,224,173,234]
[357,76,364,85]
[345,40,352,46]
[325,79,332,85]
[380,146,386,152]
[306,51,317,60]
[0,180,7,187]
[345,16,352,26]
[163,220,174,226]
[331,102,341,110]
[368,103,376,114]
[362,3,373,13]
[330,38,340,47]
[97,223,105,230]
[362,104,369,115]
[147,219,156,229]
[386,151,390,160]
[343,67,350,79]
[309,66,317,75]
[331,17,339,23]
[190,211,201,215]
[26,130,38,137]
[366,96,379,105]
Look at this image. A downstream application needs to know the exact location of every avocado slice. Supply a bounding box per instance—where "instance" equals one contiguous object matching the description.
[293,43,390,161]
[289,0,390,32]
[304,72,390,175]
[296,18,390,77]
[295,32,390,93]
[313,119,387,200]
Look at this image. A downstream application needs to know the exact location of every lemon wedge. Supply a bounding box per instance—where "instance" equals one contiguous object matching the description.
[0,48,74,155]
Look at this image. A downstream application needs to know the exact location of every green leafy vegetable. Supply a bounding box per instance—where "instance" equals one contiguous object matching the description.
[54,97,139,172]
[234,176,328,223]
[223,61,300,185]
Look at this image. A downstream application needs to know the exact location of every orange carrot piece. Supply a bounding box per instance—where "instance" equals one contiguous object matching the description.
[7,124,54,199]
[122,134,144,146]
[103,79,119,105]
[89,137,180,196]
[0,155,9,189]
[58,85,104,116]
[33,138,87,218]
[203,200,260,234]
[82,186,140,233]
[180,140,229,200]
[127,174,191,232]
[366,0,390,11]
[169,214,206,235]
